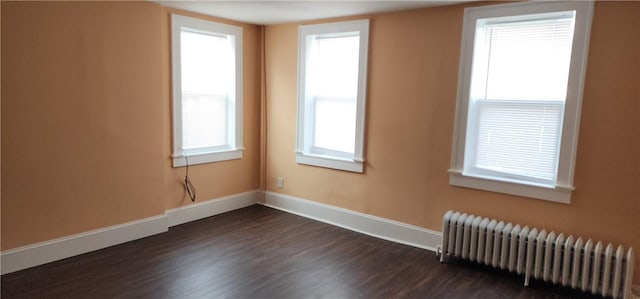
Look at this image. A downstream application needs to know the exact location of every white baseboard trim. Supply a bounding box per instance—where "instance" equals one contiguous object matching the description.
[262,191,441,251]
[1,214,168,275]
[1,190,261,275]
[166,190,260,227]
[261,193,640,289]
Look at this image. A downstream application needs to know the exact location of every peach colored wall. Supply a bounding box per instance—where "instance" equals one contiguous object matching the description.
[264,2,640,283]
[1,1,166,249]
[160,8,261,210]
[1,2,261,249]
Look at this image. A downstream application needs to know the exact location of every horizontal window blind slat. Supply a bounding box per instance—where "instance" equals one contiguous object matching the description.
[472,100,563,181]
[466,13,576,184]
[473,15,575,102]
[182,95,228,150]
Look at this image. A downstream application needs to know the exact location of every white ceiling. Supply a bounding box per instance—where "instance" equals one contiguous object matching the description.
[154,1,467,25]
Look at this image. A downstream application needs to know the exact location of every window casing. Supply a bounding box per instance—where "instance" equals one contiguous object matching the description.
[296,20,369,173]
[449,2,594,203]
[171,14,243,167]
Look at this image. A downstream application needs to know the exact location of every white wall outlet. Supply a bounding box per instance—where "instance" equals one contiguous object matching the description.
[277,177,284,188]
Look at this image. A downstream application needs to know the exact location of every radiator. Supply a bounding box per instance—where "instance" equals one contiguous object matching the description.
[437,210,635,299]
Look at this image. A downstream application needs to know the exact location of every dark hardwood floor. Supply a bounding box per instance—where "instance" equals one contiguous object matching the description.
[2,205,603,298]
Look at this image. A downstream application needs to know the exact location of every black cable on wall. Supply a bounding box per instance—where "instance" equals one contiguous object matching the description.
[184,155,196,202]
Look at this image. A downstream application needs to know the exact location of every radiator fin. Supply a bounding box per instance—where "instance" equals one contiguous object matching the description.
[439,210,635,299]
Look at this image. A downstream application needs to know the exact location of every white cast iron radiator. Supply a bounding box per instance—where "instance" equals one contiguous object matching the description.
[437,210,635,299]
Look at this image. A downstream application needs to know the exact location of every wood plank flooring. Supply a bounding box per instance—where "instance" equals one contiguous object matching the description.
[2,205,602,298]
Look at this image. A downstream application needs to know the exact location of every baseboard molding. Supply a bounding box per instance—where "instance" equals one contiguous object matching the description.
[4,190,637,289]
[166,190,260,227]
[262,191,441,251]
[1,214,168,275]
[1,190,261,275]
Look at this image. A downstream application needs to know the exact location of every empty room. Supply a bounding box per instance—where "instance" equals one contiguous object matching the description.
[1,0,639,298]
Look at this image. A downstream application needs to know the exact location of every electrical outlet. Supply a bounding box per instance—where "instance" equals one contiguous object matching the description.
[277,177,284,188]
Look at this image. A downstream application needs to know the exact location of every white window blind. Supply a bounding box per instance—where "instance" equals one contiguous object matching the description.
[180,30,234,151]
[466,12,576,185]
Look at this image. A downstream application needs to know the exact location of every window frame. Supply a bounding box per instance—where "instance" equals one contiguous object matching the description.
[171,14,243,167]
[449,2,594,203]
[296,19,370,173]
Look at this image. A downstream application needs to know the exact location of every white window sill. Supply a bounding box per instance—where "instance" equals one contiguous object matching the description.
[296,153,363,173]
[448,169,573,204]
[172,148,243,167]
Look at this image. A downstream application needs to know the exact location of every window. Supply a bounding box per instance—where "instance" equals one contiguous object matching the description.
[171,14,243,167]
[296,20,370,173]
[449,2,594,203]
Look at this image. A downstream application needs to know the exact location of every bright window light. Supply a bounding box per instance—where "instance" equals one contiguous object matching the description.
[310,35,359,154]
[171,14,243,167]
[296,20,369,173]
[180,31,233,150]
[467,12,576,184]
[314,97,357,154]
[449,2,594,203]
[471,16,575,102]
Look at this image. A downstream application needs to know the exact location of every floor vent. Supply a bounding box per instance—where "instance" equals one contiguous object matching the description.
[437,210,635,299]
